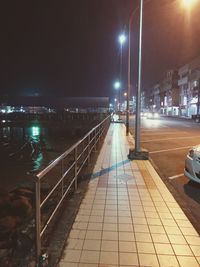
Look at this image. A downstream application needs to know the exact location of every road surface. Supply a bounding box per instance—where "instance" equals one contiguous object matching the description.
[123,115,200,233]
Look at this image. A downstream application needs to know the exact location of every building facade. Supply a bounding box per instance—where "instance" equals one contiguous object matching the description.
[148,55,200,117]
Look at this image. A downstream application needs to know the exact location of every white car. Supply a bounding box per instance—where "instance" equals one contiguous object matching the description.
[184,145,200,183]
[147,112,159,119]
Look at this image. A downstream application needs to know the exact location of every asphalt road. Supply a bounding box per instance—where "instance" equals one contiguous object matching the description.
[123,115,200,233]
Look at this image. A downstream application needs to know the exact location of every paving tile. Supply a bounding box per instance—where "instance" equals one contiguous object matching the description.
[180,227,199,236]
[177,256,199,267]
[69,230,86,239]
[103,223,118,232]
[137,242,155,253]
[100,251,119,265]
[118,223,133,232]
[80,250,100,264]
[135,232,152,243]
[138,253,159,266]
[88,222,103,231]
[101,240,119,251]
[102,231,118,241]
[134,224,149,233]
[172,244,193,256]
[79,264,98,267]
[104,216,118,223]
[119,231,135,242]
[83,239,101,251]
[157,255,179,267]
[85,230,102,240]
[146,218,162,226]
[65,239,84,250]
[154,243,174,255]
[62,249,82,263]
[89,215,104,223]
[145,211,159,218]
[167,234,187,245]
[184,235,200,245]
[119,252,138,266]
[190,245,200,256]
[164,226,182,235]
[151,233,170,243]
[161,218,177,226]
[59,262,78,267]
[91,210,104,216]
[118,216,132,224]
[119,241,137,252]
[132,217,147,225]
[149,225,165,234]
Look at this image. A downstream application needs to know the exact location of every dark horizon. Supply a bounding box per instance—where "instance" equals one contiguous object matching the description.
[0,0,200,99]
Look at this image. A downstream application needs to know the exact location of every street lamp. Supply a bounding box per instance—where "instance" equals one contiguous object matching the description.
[114,81,121,90]
[182,0,198,8]
[128,0,199,160]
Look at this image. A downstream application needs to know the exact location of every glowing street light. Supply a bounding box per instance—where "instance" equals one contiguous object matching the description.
[118,33,126,46]
[182,0,198,8]
[114,81,121,90]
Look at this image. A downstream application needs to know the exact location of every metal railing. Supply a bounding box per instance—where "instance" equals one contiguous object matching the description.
[34,115,110,263]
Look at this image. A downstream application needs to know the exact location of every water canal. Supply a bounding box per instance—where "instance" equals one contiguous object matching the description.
[0,120,92,192]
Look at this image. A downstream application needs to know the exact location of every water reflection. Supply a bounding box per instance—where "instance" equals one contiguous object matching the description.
[0,124,77,191]
[31,126,40,137]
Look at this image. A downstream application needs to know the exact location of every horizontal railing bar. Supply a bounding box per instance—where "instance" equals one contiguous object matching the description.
[36,116,110,180]
[62,161,76,179]
[40,177,63,208]
[40,176,76,237]
[77,145,89,161]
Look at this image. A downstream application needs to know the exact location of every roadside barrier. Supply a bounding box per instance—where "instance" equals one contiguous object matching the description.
[34,115,110,265]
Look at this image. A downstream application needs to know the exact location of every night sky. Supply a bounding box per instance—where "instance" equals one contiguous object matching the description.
[0,0,200,99]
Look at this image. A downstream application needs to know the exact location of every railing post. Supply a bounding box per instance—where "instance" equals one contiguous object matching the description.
[94,129,97,152]
[88,134,90,164]
[61,159,64,196]
[35,176,41,266]
[74,147,78,191]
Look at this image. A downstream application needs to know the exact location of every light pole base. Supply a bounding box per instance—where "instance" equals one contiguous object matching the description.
[128,148,149,160]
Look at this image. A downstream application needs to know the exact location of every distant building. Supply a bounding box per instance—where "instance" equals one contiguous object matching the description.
[0,97,109,113]
[160,69,179,116]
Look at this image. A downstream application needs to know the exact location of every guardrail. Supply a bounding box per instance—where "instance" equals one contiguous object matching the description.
[34,115,110,264]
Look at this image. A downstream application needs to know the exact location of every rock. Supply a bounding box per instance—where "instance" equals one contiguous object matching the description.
[0,216,21,237]
[11,196,33,218]
[9,188,34,205]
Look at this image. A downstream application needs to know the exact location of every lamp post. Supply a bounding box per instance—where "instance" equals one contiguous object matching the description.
[114,80,121,114]
[128,0,148,159]
[118,33,126,114]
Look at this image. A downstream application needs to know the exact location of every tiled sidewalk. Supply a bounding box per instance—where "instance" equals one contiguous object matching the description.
[58,123,200,267]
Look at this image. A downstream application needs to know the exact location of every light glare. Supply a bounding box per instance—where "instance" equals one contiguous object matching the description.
[114,81,121,89]
[182,0,198,8]
[118,34,126,45]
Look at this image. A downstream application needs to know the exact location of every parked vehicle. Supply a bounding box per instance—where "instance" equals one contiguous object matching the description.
[184,145,200,183]
[146,112,160,119]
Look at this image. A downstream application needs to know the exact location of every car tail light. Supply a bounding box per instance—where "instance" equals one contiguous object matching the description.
[189,149,194,158]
